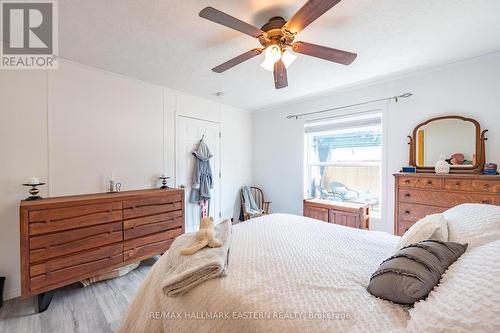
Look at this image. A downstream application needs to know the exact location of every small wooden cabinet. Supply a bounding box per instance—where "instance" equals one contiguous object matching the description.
[394,173,500,236]
[303,199,370,229]
[20,188,184,299]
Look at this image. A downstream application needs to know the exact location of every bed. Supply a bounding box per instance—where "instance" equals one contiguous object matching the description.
[119,214,410,332]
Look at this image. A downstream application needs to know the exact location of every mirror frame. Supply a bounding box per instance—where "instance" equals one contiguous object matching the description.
[408,115,488,173]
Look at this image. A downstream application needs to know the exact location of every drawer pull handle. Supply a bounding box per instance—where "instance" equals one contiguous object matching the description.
[483,184,489,189]
[455,182,461,187]
[427,181,433,186]
[481,200,491,204]
[404,193,411,198]
[404,210,410,215]
[404,180,410,185]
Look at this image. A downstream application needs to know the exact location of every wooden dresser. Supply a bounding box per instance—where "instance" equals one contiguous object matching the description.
[394,173,500,235]
[303,199,370,229]
[20,188,184,301]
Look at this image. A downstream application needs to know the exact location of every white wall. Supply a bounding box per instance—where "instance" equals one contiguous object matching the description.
[0,71,49,301]
[220,105,252,221]
[0,60,251,300]
[48,62,165,195]
[253,53,500,233]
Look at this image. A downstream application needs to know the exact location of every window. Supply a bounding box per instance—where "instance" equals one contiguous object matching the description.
[304,112,382,215]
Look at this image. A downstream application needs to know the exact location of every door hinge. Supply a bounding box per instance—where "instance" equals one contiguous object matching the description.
[219,132,221,138]
[219,212,221,218]
[219,171,221,178]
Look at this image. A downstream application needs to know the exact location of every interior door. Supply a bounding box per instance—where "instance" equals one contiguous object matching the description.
[176,116,220,232]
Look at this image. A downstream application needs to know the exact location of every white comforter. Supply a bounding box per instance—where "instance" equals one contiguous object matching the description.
[119,214,409,333]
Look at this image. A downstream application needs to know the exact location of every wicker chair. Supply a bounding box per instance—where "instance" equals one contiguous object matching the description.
[240,186,271,221]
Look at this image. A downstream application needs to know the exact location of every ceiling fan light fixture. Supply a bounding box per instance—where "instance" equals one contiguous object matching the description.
[264,44,281,64]
[260,59,275,72]
[281,49,297,68]
[200,1,357,89]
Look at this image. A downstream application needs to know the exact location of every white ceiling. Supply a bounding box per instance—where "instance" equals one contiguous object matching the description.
[59,0,500,111]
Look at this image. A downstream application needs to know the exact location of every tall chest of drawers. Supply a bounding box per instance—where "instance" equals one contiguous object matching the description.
[394,173,500,236]
[20,188,184,299]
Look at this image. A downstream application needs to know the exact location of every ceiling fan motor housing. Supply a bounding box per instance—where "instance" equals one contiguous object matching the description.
[259,17,295,48]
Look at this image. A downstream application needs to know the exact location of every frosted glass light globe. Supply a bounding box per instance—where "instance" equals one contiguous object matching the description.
[260,59,275,71]
[282,49,297,68]
[264,45,281,63]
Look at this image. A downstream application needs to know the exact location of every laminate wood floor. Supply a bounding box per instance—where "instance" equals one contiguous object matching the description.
[0,258,155,333]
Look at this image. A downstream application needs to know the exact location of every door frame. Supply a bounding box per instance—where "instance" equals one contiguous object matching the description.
[174,115,222,225]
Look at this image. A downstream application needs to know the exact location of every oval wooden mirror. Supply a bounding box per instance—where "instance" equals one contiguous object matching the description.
[408,115,488,173]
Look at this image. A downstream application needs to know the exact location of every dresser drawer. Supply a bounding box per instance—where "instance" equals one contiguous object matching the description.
[30,222,123,263]
[124,228,181,251]
[123,209,183,230]
[444,179,500,193]
[124,212,183,240]
[124,238,175,262]
[397,220,416,236]
[398,176,443,189]
[398,203,447,223]
[123,194,182,220]
[398,188,498,207]
[30,244,123,292]
[29,202,122,236]
[123,193,182,209]
[123,228,182,261]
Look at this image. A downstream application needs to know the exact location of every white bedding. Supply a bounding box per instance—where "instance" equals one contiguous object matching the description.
[119,214,409,333]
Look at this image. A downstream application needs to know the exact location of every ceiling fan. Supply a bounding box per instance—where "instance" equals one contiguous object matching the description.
[199,0,357,89]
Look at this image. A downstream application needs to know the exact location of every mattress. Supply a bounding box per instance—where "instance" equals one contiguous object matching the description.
[119,214,410,333]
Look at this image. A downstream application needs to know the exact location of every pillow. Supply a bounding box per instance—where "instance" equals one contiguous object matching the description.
[398,213,448,250]
[407,240,500,333]
[443,203,500,247]
[367,240,467,304]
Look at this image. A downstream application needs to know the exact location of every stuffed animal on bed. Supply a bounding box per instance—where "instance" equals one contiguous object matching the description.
[180,216,223,255]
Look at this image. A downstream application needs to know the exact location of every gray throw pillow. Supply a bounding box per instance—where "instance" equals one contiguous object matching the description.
[367,240,468,304]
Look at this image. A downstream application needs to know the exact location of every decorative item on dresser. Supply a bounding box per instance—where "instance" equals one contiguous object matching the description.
[22,179,46,201]
[19,188,184,313]
[303,199,369,229]
[393,173,500,235]
[159,175,171,189]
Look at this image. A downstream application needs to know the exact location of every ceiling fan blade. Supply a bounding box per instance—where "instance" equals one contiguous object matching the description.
[292,41,357,65]
[212,48,263,73]
[284,0,342,34]
[273,59,288,89]
[199,7,264,38]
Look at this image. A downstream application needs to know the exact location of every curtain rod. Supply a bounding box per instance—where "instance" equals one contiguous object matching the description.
[286,93,413,119]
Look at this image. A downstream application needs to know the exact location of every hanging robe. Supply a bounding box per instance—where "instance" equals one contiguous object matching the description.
[189,140,213,204]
